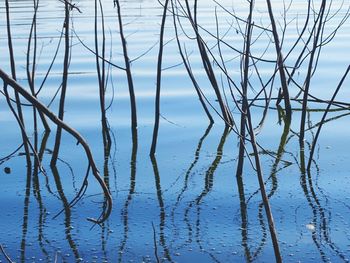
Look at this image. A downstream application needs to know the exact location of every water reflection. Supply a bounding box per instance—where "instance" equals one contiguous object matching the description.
[299,151,348,262]
[33,131,50,261]
[171,122,213,250]
[195,127,230,205]
[118,130,138,262]
[173,123,213,210]
[51,165,80,262]
[235,157,251,262]
[182,127,230,260]
[20,161,32,263]
[151,155,173,262]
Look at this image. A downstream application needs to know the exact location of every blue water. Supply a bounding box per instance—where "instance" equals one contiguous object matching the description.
[1,0,350,262]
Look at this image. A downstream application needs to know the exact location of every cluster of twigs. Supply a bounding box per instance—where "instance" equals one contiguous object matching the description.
[163,0,350,261]
[1,0,112,227]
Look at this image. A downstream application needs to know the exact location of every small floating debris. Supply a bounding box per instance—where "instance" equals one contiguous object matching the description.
[306,223,316,231]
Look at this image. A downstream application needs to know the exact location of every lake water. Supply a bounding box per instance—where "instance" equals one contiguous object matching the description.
[1,0,350,262]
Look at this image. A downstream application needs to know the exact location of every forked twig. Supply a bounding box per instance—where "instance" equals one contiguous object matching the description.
[58,0,82,13]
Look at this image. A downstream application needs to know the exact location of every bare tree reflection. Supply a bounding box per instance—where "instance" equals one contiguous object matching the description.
[33,132,51,261]
[20,161,32,263]
[150,156,173,262]
[118,130,138,262]
[182,127,229,261]
[51,165,80,262]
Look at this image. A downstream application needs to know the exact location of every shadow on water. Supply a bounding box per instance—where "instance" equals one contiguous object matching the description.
[235,157,252,262]
[269,106,292,197]
[251,107,350,262]
[235,155,268,263]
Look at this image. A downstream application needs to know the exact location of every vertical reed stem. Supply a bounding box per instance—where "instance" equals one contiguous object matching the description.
[265,0,292,121]
[150,0,170,156]
[246,104,282,263]
[5,0,32,165]
[185,0,233,126]
[236,0,254,179]
[51,0,71,165]
[299,0,326,145]
[307,65,350,170]
[114,0,138,137]
[171,0,214,123]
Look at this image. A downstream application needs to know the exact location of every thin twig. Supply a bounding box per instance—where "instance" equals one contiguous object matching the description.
[307,65,350,170]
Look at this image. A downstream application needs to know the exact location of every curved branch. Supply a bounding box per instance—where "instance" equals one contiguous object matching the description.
[0,68,112,224]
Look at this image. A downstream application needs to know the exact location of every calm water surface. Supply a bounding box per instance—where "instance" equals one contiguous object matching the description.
[1,0,350,262]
